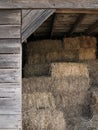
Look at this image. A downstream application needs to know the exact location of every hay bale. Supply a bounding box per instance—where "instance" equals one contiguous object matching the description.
[80,36,97,48]
[27,54,46,65]
[22,77,52,93]
[73,116,98,130]
[23,92,56,111]
[79,48,96,60]
[86,60,98,86]
[63,37,80,50]
[27,40,63,55]
[23,63,50,77]
[90,88,98,115]
[51,76,90,118]
[23,109,66,130]
[51,63,89,78]
[46,51,63,63]
[42,50,78,63]
[62,50,79,61]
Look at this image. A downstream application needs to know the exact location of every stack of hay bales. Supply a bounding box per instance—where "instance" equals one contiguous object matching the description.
[23,109,66,130]
[23,40,63,77]
[23,77,66,130]
[63,36,97,61]
[79,36,97,60]
[50,63,90,119]
[23,62,91,130]
[23,36,97,77]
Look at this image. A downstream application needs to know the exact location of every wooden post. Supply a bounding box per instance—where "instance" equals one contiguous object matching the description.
[0,10,22,130]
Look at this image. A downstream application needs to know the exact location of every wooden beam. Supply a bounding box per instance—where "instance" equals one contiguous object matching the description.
[56,9,98,14]
[22,9,31,18]
[0,0,98,9]
[22,9,55,42]
[50,13,56,38]
[22,9,45,33]
[85,20,98,34]
[68,14,86,35]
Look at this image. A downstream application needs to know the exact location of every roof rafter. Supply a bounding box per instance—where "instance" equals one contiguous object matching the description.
[56,9,98,14]
[85,20,98,35]
[68,14,86,36]
[50,13,56,38]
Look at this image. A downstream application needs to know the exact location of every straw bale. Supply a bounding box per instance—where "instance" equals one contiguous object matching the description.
[23,92,56,111]
[22,77,52,93]
[27,54,46,65]
[23,63,50,77]
[46,51,63,63]
[90,88,98,115]
[73,116,98,130]
[63,37,80,50]
[79,48,96,60]
[62,50,79,61]
[86,60,98,85]
[51,76,90,118]
[27,40,63,55]
[80,36,97,48]
[23,109,66,130]
[51,63,89,78]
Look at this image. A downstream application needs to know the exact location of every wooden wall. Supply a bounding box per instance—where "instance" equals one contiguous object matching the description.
[0,10,22,130]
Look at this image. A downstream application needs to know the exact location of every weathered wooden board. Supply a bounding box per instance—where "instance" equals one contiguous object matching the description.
[0,115,21,129]
[0,54,20,68]
[22,9,45,32]
[0,83,21,98]
[22,9,55,42]
[0,0,98,9]
[56,9,98,14]
[0,69,20,83]
[0,99,21,114]
[0,98,21,114]
[0,39,21,54]
[0,10,21,25]
[22,9,31,18]
[0,25,20,38]
[2,129,18,130]
[1,129,18,130]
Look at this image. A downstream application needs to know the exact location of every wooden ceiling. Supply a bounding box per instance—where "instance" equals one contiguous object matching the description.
[29,10,98,39]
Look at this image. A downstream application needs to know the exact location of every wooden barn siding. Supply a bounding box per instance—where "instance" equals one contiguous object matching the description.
[0,0,98,9]
[0,10,22,130]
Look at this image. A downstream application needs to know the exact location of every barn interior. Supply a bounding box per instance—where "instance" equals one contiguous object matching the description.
[22,10,98,130]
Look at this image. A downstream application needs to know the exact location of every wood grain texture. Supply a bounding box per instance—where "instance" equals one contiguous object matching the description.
[0,54,20,68]
[0,69,20,83]
[0,0,98,9]
[0,39,21,54]
[0,10,22,130]
[0,83,21,115]
[22,9,55,42]
[22,9,31,18]
[0,25,20,38]
[0,115,21,129]
[0,84,21,98]
[1,129,18,130]
[22,9,45,32]
[56,9,98,14]
[0,10,21,25]
[68,14,86,35]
